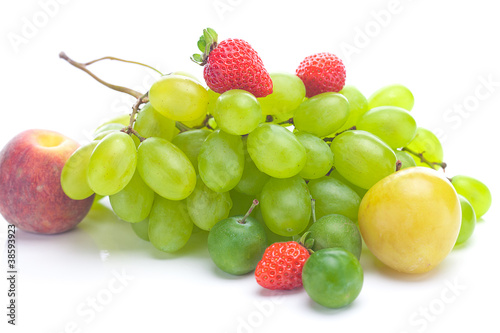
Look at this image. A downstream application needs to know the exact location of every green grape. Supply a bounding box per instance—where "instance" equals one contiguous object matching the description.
[198,129,244,192]
[294,92,350,138]
[149,196,193,253]
[149,74,209,121]
[61,141,98,200]
[258,73,306,116]
[247,123,306,178]
[308,176,361,221]
[212,89,262,136]
[206,89,221,116]
[404,127,444,168]
[455,195,476,245]
[87,132,137,196]
[93,123,124,140]
[131,219,149,241]
[95,113,130,130]
[336,85,369,132]
[356,106,417,149]
[234,137,270,196]
[368,84,414,111]
[181,112,207,128]
[134,103,177,141]
[451,175,492,218]
[186,176,232,230]
[109,170,154,223]
[171,129,211,171]
[137,137,196,200]
[331,130,397,189]
[260,175,311,237]
[329,169,367,198]
[295,132,333,180]
[172,71,200,82]
[395,150,417,170]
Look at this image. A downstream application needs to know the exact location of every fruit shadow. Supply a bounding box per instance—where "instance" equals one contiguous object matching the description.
[77,201,210,261]
[307,297,360,314]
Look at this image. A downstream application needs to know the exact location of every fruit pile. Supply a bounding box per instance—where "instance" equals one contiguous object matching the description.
[0,28,492,309]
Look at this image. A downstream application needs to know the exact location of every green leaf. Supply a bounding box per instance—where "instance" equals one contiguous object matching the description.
[191,54,203,63]
[203,27,218,46]
[197,37,206,53]
[205,27,218,42]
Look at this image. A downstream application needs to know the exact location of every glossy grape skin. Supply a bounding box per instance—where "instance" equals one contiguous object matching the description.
[404,128,444,168]
[295,132,333,180]
[395,150,417,170]
[451,175,492,218]
[109,171,154,223]
[247,123,306,179]
[331,130,397,189]
[258,73,306,116]
[308,214,362,260]
[368,84,414,111]
[61,141,98,200]
[455,195,476,245]
[356,106,417,149]
[148,196,193,253]
[149,74,209,121]
[171,129,211,172]
[208,215,267,275]
[294,92,350,138]
[260,176,311,237]
[134,103,177,141]
[212,89,262,135]
[234,137,270,196]
[328,169,367,198]
[137,137,196,200]
[131,219,150,241]
[302,248,364,309]
[198,130,244,193]
[336,85,369,133]
[308,177,361,221]
[87,132,137,196]
[186,176,233,231]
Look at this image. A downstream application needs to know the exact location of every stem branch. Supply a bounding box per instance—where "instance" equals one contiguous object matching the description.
[402,147,447,171]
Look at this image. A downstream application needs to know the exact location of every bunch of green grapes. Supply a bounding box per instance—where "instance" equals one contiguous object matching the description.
[61,73,491,254]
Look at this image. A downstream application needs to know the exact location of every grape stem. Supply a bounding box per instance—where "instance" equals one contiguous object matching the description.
[175,114,214,132]
[396,160,402,171]
[277,118,294,126]
[59,52,144,99]
[401,147,447,171]
[83,56,163,76]
[238,199,259,224]
[323,126,357,143]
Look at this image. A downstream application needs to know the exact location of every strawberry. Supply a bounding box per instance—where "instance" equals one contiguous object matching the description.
[296,52,346,98]
[255,241,310,290]
[191,28,273,98]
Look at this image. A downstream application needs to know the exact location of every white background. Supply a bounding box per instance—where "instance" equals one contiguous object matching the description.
[1,0,499,332]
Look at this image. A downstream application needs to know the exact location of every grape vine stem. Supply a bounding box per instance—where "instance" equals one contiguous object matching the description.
[401,147,447,171]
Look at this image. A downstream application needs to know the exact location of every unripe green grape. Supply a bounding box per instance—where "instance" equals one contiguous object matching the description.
[87,132,137,196]
[109,170,154,223]
[149,74,209,121]
[331,130,397,189]
[234,137,270,196]
[93,123,124,140]
[395,150,417,170]
[260,176,311,237]
[329,169,367,198]
[198,130,244,192]
[186,176,232,231]
[308,176,361,221]
[455,195,476,245]
[405,127,444,168]
[368,84,414,111]
[61,141,98,200]
[171,129,211,172]
[149,196,193,253]
[294,92,350,138]
[295,132,333,180]
[137,137,196,200]
[451,175,492,219]
[356,106,417,149]
[247,123,306,178]
[212,89,262,135]
[95,114,130,130]
[134,103,177,141]
[336,85,369,132]
[258,73,306,116]
[131,219,150,241]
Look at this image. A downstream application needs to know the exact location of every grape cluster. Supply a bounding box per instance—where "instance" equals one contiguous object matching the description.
[61,71,491,254]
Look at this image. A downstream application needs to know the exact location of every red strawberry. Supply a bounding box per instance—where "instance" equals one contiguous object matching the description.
[191,28,273,98]
[296,52,346,98]
[255,241,310,290]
